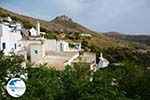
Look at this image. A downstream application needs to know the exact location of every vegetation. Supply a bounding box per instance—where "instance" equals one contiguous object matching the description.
[0,50,149,100]
[103,48,150,68]
[43,30,57,39]
[0,7,150,100]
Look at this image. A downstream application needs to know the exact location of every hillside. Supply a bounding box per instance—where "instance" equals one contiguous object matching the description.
[1,7,150,100]
[104,32,150,49]
[0,7,132,50]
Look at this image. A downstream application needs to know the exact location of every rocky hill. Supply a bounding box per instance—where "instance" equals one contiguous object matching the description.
[0,7,136,51]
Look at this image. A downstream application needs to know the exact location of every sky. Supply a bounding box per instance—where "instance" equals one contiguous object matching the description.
[0,0,150,34]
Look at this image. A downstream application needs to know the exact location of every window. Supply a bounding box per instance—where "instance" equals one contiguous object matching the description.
[35,50,38,54]
[2,43,6,49]
[14,43,17,49]
[18,44,21,47]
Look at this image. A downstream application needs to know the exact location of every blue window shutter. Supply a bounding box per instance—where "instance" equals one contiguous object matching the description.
[14,43,17,49]
[2,43,6,49]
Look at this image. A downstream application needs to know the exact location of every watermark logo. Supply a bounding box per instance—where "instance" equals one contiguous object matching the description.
[6,78,26,98]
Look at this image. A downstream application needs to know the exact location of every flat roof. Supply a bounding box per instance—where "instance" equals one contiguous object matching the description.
[34,51,79,70]
[73,52,96,63]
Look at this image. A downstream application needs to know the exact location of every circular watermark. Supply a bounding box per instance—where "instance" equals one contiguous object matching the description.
[6,78,26,98]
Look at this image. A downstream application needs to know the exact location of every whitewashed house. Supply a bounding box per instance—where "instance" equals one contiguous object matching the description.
[4,16,12,22]
[29,27,37,36]
[29,43,45,63]
[0,17,91,69]
[56,40,69,52]
[19,38,70,63]
[97,52,109,68]
[17,20,70,63]
[0,22,22,55]
[21,20,41,37]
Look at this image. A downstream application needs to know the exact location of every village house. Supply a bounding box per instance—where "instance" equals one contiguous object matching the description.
[0,17,22,55]
[0,17,98,70]
[97,52,109,68]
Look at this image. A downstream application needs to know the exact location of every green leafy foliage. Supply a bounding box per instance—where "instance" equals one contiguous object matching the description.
[0,49,150,99]
[0,51,25,81]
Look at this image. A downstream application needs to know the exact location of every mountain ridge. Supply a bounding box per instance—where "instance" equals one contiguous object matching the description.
[0,7,136,50]
[103,32,150,49]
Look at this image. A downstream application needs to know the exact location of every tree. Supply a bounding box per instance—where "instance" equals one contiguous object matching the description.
[0,51,26,81]
[0,53,149,100]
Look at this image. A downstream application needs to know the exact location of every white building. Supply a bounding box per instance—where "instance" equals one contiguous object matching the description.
[29,43,45,63]
[0,19,78,64]
[57,41,69,52]
[4,16,12,22]
[97,52,109,68]
[17,20,70,63]
[15,23,22,30]
[21,20,41,37]
[0,17,88,69]
[0,22,22,55]
[18,39,70,63]
[44,40,57,51]
[29,27,37,36]
[18,39,42,56]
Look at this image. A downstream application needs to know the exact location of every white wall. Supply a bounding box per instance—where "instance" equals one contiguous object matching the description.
[98,61,109,68]
[29,27,37,36]
[44,40,57,51]
[57,41,69,52]
[18,40,41,55]
[30,44,45,63]
[0,24,10,55]
[0,23,22,55]
[9,31,22,53]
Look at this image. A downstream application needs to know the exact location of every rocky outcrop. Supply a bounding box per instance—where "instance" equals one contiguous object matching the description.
[54,15,73,22]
